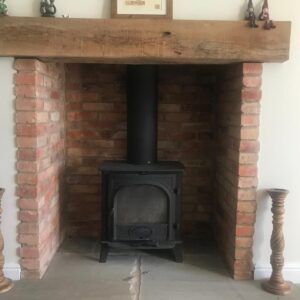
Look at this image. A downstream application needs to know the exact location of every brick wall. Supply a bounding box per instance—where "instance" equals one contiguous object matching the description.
[214,63,262,280]
[15,59,66,278]
[158,66,216,239]
[65,64,127,237]
[65,64,215,240]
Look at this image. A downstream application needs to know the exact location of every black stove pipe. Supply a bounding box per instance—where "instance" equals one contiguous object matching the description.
[127,65,158,165]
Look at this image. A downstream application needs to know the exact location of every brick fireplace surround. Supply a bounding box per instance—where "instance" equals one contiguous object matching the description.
[15,59,261,280]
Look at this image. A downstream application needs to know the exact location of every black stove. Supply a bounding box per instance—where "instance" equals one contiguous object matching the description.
[99,66,184,262]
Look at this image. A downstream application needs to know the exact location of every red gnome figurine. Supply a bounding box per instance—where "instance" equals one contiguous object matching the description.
[259,0,276,29]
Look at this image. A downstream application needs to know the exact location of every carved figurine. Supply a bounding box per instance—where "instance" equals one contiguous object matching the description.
[246,0,258,28]
[259,0,276,30]
[0,189,13,294]
[40,0,56,17]
[262,189,292,295]
[0,0,8,16]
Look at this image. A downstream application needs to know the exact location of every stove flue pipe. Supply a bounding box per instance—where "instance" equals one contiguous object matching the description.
[127,65,158,165]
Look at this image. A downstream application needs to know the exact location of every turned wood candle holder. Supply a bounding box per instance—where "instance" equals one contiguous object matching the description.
[0,188,13,294]
[262,189,292,296]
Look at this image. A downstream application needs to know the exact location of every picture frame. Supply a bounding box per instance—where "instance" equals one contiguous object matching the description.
[111,0,173,19]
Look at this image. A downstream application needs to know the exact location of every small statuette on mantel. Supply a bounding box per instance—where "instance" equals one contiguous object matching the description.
[40,0,57,18]
[0,0,8,16]
[259,0,276,30]
[246,0,258,28]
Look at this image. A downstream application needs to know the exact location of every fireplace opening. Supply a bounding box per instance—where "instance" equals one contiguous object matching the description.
[15,59,261,279]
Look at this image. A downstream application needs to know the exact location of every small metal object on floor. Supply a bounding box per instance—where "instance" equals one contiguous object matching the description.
[262,189,293,296]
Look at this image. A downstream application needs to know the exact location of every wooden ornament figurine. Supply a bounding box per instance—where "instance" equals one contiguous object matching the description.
[0,0,8,16]
[40,0,56,17]
[262,189,293,296]
[259,0,276,30]
[0,189,13,294]
[246,0,258,28]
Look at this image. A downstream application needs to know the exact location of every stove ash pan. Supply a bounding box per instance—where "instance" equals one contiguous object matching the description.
[99,161,184,263]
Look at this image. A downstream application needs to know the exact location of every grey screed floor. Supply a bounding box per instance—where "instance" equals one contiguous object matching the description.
[1,238,300,300]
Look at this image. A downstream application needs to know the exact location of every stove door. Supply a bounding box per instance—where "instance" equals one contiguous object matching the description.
[107,173,177,242]
[114,184,169,241]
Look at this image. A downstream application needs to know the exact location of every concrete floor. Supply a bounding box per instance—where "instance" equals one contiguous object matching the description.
[1,239,299,300]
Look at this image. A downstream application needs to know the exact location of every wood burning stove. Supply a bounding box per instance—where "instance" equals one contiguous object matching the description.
[99,65,184,262]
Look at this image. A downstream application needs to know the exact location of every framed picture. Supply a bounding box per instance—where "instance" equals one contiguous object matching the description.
[111,0,173,19]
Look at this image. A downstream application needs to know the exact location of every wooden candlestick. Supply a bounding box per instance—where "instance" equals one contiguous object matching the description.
[262,189,292,296]
[0,188,13,294]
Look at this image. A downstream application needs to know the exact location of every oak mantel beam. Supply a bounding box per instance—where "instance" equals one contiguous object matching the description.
[0,17,291,64]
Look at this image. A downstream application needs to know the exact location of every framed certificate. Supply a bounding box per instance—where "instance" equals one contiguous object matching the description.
[111,0,173,19]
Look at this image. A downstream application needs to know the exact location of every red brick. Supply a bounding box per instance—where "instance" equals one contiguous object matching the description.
[17,173,38,185]
[16,124,38,137]
[15,72,44,86]
[241,115,259,126]
[14,59,47,73]
[82,103,114,111]
[17,161,38,173]
[36,112,49,123]
[17,124,49,137]
[17,149,37,161]
[15,86,39,98]
[237,201,257,213]
[66,91,82,102]
[236,212,256,225]
[16,98,44,111]
[238,177,258,189]
[241,128,259,140]
[243,63,263,75]
[50,112,60,122]
[242,89,262,102]
[19,210,39,222]
[236,237,253,248]
[237,189,257,201]
[236,226,254,237]
[14,60,37,71]
[238,165,257,177]
[235,248,252,260]
[20,247,39,259]
[18,199,38,210]
[16,112,37,124]
[243,77,262,88]
[18,234,39,246]
[241,103,260,114]
[239,153,259,164]
[17,186,37,198]
[21,259,40,270]
[67,112,97,121]
[18,223,39,234]
[50,90,62,100]
[17,136,47,148]
[239,141,260,153]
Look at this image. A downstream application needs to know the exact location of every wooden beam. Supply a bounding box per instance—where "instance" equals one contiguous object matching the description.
[0,17,291,64]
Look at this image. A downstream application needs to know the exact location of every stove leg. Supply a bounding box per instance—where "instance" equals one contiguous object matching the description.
[172,244,183,263]
[99,243,108,263]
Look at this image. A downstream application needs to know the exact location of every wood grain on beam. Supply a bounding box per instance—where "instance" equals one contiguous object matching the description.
[0,17,291,64]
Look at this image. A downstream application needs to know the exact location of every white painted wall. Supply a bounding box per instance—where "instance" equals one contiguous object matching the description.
[0,58,20,280]
[1,0,299,282]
